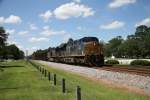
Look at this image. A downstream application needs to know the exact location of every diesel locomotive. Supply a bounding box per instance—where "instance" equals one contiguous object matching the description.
[47,37,104,66]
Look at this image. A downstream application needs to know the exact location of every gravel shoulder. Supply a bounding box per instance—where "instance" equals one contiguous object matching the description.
[37,60,150,95]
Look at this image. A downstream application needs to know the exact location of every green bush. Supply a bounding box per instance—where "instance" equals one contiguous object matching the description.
[105,60,119,65]
[130,60,150,66]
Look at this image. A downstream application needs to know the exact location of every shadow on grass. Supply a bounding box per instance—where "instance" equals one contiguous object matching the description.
[0,65,24,72]
[0,68,4,71]
[0,87,22,90]
[0,65,24,68]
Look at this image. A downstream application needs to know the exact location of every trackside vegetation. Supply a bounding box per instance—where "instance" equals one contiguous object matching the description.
[105,60,119,65]
[104,25,150,59]
[130,60,150,66]
[0,27,24,60]
[0,60,150,100]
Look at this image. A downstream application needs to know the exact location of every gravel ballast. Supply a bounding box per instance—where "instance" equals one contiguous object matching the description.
[37,60,150,95]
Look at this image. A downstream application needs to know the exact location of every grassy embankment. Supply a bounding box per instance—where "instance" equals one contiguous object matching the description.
[0,60,149,100]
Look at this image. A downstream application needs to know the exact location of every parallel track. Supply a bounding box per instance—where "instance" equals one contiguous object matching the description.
[97,66,150,76]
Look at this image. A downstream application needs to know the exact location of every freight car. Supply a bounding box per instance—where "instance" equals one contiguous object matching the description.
[47,37,104,66]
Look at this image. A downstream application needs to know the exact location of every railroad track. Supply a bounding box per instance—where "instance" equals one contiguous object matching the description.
[97,66,150,76]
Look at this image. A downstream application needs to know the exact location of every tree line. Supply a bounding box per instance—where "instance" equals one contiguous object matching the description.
[0,27,24,60]
[104,25,150,58]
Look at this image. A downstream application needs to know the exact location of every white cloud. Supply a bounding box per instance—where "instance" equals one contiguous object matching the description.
[5,15,22,24]
[18,31,29,35]
[0,17,5,24]
[53,2,94,20]
[109,0,136,8]
[26,46,40,55]
[135,18,150,27]
[73,0,81,3]
[6,29,15,34]
[7,40,17,45]
[77,26,87,31]
[40,26,66,36]
[43,25,50,30]
[30,24,38,30]
[77,26,82,30]
[100,20,125,29]
[31,46,39,50]
[0,15,22,24]
[29,37,48,43]
[17,45,24,50]
[41,30,66,36]
[39,10,52,22]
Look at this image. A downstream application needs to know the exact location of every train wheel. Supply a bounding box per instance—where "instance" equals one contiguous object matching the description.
[85,55,96,66]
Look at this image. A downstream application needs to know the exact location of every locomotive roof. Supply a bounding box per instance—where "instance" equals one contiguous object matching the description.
[78,37,99,42]
[52,37,99,49]
[67,37,99,44]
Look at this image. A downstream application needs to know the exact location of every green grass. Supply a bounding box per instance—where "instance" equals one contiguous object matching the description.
[0,60,149,100]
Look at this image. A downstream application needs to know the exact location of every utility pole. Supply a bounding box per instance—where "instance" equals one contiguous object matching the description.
[26,50,28,62]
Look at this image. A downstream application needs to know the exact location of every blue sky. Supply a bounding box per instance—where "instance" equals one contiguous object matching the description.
[0,0,150,54]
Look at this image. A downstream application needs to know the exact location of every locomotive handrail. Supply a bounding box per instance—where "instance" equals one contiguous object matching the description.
[50,55,85,58]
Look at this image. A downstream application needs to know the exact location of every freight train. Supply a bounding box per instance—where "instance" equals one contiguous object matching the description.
[47,37,104,66]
